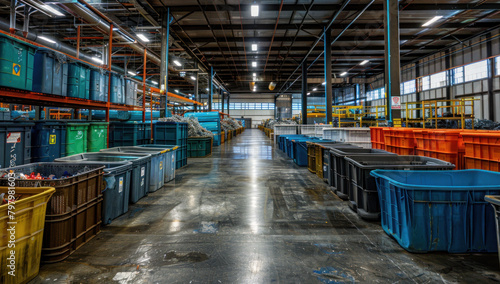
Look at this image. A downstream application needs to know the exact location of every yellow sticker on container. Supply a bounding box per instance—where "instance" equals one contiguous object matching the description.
[12,63,21,76]
[49,135,56,145]
[159,161,163,170]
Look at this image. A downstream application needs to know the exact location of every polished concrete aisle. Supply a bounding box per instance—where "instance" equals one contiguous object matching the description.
[36,129,500,283]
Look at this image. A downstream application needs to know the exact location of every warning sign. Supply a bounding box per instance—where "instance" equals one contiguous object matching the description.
[391,96,401,110]
[12,63,21,76]
[6,132,21,143]
[49,135,57,145]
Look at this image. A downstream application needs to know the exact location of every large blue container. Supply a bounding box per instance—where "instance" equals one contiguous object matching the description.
[152,122,188,169]
[31,121,67,162]
[279,135,305,152]
[184,112,221,147]
[129,111,160,121]
[67,62,90,99]
[110,73,125,104]
[291,138,326,166]
[89,69,107,102]
[33,50,68,96]
[109,121,144,147]
[371,169,500,253]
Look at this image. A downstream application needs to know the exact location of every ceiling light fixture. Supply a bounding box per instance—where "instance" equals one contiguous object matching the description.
[340,72,347,76]
[253,73,256,76]
[251,5,259,17]
[252,44,257,51]
[152,80,158,85]
[252,61,257,67]
[39,36,56,44]
[136,33,150,42]
[175,89,179,93]
[191,76,196,80]
[307,92,310,96]
[41,5,64,17]
[206,88,209,91]
[92,57,103,64]
[322,82,326,85]
[313,88,317,91]
[360,60,369,65]
[422,16,443,27]
[173,60,182,66]
[127,71,136,76]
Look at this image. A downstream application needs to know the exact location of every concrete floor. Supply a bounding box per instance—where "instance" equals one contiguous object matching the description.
[34,129,500,283]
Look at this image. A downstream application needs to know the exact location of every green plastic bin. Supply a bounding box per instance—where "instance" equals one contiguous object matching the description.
[88,122,109,152]
[187,137,213,157]
[66,122,89,156]
[0,34,35,91]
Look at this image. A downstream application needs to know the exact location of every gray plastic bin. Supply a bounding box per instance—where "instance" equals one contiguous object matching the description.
[101,146,166,192]
[137,144,177,182]
[55,152,151,204]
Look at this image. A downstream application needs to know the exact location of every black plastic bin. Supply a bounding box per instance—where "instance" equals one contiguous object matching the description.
[345,155,455,220]
[329,148,394,201]
[323,145,362,188]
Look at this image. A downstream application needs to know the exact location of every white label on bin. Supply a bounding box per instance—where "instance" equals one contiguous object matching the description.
[323,166,327,172]
[119,177,123,193]
[404,168,410,171]
[141,178,144,186]
[6,132,21,143]
[141,166,145,177]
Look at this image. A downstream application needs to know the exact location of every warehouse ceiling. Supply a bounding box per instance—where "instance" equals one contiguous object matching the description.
[1,0,500,96]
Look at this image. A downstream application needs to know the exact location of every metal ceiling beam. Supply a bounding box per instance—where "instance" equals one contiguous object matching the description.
[170,22,498,31]
[193,45,446,52]
[167,3,500,12]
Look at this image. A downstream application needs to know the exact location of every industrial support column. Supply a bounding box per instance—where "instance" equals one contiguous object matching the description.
[324,28,333,125]
[194,62,199,111]
[301,63,308,125]
[209,66,213,111]
[487,33,495,121]
[106,24,113,147]
[160,9,170,117]
[227,94,230,116]
[384,0,402,124]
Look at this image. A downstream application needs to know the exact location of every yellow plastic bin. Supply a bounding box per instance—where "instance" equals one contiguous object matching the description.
[0,186,55,284]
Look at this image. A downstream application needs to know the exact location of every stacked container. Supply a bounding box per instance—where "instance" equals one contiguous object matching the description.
[67,62,90,99]
[33,49,68,96]
[0,34,35,91]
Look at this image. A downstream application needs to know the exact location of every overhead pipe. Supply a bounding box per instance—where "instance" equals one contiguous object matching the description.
[60,2,161,65]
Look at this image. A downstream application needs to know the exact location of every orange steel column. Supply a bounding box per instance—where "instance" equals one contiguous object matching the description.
[76,26,81,59]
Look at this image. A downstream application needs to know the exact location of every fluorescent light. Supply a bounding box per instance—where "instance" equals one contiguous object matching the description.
[206,88,209,91]
[307,92,310,96]
[313,88,317,91]
[252,61,257,67]
[92,57,103,64]
[175,89,179,93]
[173,60,181,66]
[136,33,150,42]
[252,44,257,51]
[360,60,369,65]
[39,36,55,44]
[253,73,256,76]
[128,71,136,76]
[152,80,158,85]
[340,72,347,76]
[42,5,64,16]
[251,5,259,17]
[322,82,326,85]
[422,16,443,27]
[190,76,196,80]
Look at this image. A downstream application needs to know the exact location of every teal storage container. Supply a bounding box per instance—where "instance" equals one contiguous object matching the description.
[67,62,90,99]
[371,169,500,253]
[152,122,187,169]
[0,34,35,91]
[110,73,125,104]
[187,137,213,158]
[109,121,145,147]
[31,121,67,162]
[89,69,107,102]
[33,50,68,96]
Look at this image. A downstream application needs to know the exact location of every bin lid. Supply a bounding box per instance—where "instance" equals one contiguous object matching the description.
[101,146,167,155]
[55,152,152,166]
[330,148,395,156]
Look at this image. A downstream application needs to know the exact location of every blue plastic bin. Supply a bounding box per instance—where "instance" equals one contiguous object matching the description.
[371,169,500,253]
[89,69,107,102]
[33,50,68,96]
[110,73,125,104]
[109,122,147,147]
[31,121,67,162]
[0,122,33,168]
[291,137,325,165]
[137,144,177,182]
